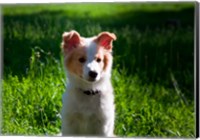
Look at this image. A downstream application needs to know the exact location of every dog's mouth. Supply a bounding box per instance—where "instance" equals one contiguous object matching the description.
[79,75,98,83]
[87,77,97,82]
[78,70,101,83]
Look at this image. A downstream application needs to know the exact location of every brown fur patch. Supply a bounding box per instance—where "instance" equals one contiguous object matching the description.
[65,47,86,77]
[103,53,109,71]
[94,48,104,72]
[96,47,112,71]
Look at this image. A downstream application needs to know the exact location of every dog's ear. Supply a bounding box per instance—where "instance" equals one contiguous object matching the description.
[62,30,81,54]
[95,32,117,51]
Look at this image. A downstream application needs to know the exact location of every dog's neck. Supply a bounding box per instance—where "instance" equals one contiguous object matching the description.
[79,88,101,96]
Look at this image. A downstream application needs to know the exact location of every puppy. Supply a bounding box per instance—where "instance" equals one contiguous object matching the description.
[61,30,116,137]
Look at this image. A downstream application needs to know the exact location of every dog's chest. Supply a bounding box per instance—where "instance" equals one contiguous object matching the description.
[63,91,107,133]
[67,91,104,114]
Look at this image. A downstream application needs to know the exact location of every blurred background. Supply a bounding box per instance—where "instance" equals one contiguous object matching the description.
[2,2,195,137]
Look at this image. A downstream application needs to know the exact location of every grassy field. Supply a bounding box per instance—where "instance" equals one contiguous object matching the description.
[2,3,195,137]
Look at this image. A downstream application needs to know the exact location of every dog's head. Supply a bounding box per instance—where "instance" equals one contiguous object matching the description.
[61,30,116,82]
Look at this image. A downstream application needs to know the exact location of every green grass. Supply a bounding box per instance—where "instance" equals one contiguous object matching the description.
[2,3,195,137]
[3,50,64,135]
[3,3,193,16]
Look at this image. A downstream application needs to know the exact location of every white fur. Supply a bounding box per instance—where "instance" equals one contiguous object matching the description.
[61,35,115,137]
[83,38,102,81]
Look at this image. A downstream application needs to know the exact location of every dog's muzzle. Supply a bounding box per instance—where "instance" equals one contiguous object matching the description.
[88,70,98,82]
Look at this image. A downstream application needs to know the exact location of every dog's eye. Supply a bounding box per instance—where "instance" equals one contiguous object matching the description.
[96,58,101,63]
[79,57,86,63]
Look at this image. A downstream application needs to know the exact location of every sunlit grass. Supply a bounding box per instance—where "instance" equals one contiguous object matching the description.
[3,3,193,17]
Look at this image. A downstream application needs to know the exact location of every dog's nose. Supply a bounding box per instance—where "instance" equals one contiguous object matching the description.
[88,71,98,79]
